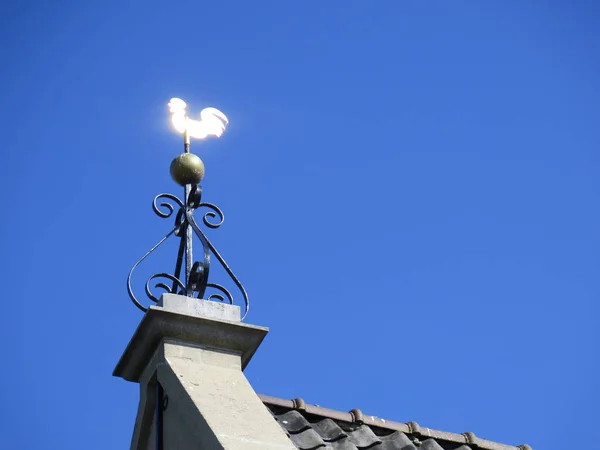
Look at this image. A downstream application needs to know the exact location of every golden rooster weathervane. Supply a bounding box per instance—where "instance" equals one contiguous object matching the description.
[126,97,249,320]
[168,97,229,142]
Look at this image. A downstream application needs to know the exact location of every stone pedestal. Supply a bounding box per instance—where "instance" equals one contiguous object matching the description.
[113,294,296,450]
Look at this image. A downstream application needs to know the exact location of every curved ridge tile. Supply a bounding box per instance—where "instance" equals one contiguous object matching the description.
[379,431,417,450]
[454,446,472,450]
[312,418,348,442]
[277,410,312,433]
[346,425,382,448]
[290,428,327,450]
[420,438,446,450]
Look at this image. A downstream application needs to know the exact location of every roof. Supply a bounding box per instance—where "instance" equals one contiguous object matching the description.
[259,395,532,450]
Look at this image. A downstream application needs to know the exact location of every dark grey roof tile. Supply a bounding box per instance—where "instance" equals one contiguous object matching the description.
[277,410,312,433]
[346,425,382,448]
[419,438,446,450]
[290,428,327,450]
[312,418,348,442]
[379,431,417,450]
[261,396,527,450]
[328,437,361,450]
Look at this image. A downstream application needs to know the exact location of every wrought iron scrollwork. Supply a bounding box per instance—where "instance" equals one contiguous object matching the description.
[126,185,249,319]
[153,193,184,218]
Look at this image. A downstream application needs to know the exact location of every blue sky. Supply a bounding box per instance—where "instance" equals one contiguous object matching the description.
[1,1,599,449]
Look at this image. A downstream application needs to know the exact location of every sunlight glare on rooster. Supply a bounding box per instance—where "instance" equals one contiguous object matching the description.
[168,97,229,140]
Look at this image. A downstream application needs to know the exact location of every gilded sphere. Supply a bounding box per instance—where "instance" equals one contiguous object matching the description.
[170,153,205,186]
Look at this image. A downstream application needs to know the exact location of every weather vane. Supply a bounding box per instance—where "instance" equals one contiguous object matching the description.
[127,97,249,319]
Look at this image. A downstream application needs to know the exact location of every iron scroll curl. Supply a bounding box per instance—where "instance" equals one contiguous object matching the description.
[186,208,249,319]
[126,187,249,319]
[126,227,182,312]
[153,193,184,219]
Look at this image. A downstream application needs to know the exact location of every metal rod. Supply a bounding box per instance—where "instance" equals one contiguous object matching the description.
[184,183,193,295]
[184,128,190,153]
[183,132,193,295]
